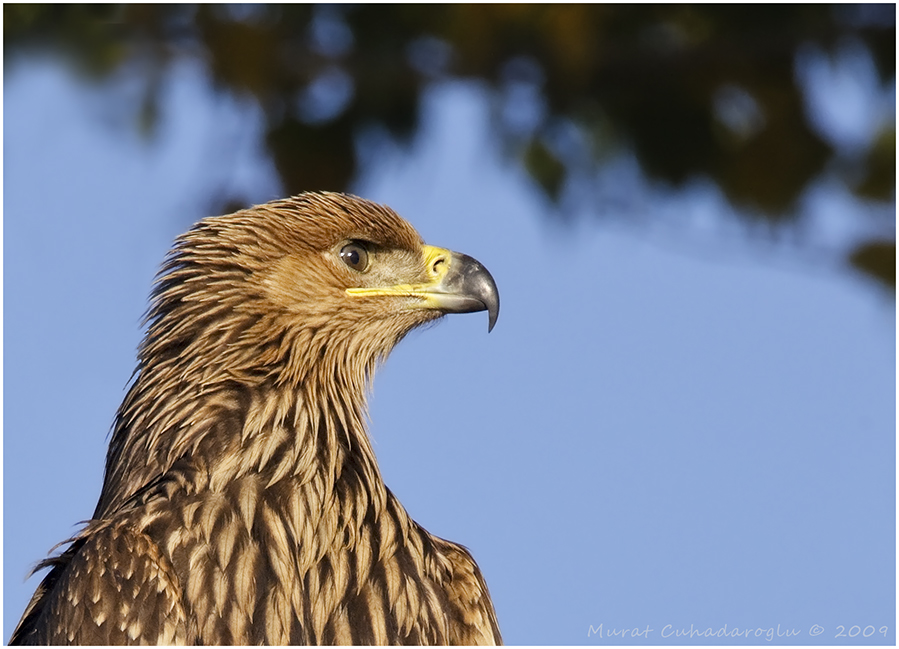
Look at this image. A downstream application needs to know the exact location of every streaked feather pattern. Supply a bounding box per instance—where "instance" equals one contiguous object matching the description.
[11,193,501,645]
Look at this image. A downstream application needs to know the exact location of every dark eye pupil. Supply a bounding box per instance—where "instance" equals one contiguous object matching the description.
[340,243,368,271]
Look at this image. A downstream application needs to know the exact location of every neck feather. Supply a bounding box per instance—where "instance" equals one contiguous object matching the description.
[95,333,388,521]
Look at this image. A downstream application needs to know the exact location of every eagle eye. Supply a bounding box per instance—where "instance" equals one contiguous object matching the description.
[339,241,369,272]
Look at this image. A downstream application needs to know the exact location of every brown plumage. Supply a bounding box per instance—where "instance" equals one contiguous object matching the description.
[11,192,502,645]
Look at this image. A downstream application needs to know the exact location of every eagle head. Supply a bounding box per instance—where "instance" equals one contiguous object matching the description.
[148,192,497,384]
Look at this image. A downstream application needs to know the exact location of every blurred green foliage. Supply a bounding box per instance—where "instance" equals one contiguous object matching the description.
[5,4,895,288]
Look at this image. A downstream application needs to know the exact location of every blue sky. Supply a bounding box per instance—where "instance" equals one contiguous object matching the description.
[4,50,895,645]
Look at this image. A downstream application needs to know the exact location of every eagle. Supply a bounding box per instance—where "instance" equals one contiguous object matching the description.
[11,192,502,645]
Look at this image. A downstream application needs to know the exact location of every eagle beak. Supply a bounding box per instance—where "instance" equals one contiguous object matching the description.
[420,246,500,332]
[346,245,500,332]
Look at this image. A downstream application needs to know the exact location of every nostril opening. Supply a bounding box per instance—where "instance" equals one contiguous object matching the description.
[432,256,447,275]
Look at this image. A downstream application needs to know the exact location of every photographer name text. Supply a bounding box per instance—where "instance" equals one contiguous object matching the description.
[587,623,890,642]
